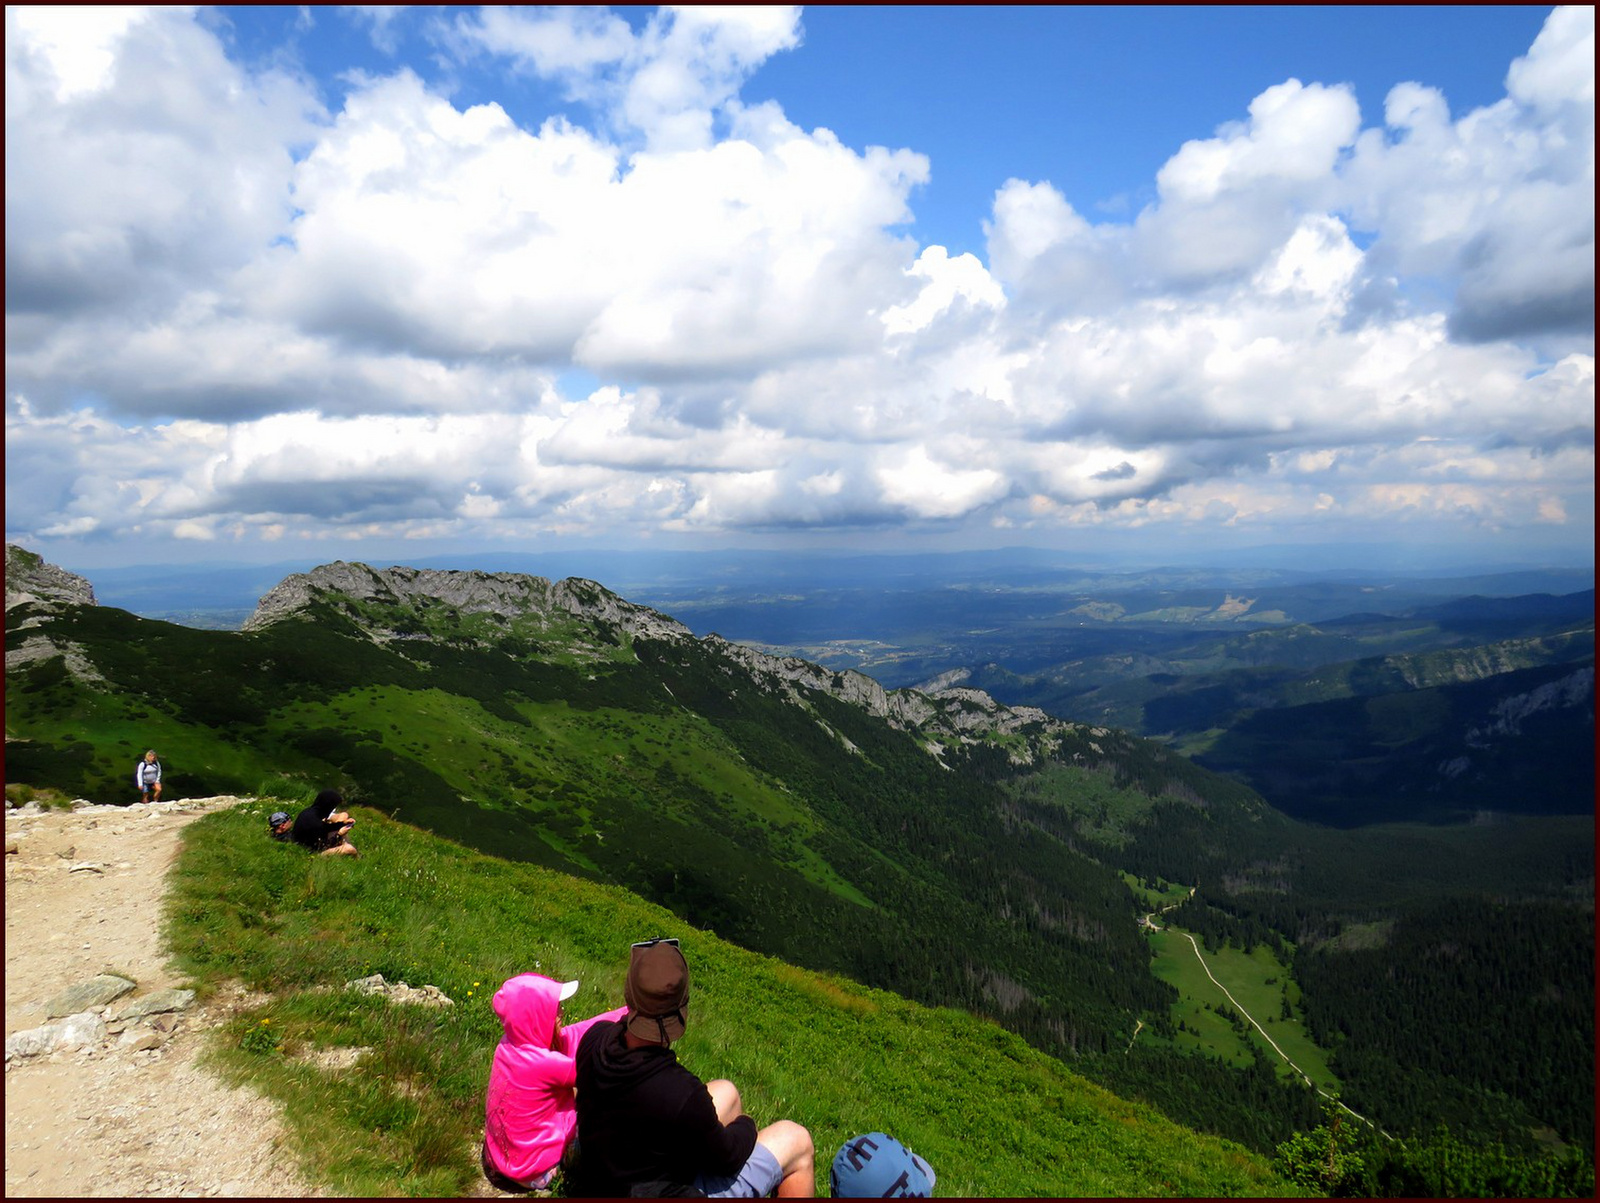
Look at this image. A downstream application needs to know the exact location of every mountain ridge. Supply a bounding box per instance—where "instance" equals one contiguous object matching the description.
[243,559,695,644]
[243,558,1097,771]
[5,543,98,611]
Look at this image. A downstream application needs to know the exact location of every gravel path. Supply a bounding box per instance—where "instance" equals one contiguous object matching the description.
[4,796,321,1198]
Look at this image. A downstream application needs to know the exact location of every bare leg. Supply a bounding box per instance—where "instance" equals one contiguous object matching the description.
[705,1079,743,1125]
[757,1120,815,1198]
[321,841,359,857]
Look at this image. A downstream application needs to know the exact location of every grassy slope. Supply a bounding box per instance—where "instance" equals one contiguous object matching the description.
[172,802,1299,1198]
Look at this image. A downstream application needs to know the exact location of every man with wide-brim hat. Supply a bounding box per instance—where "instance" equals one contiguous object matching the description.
[571,938,815,1197]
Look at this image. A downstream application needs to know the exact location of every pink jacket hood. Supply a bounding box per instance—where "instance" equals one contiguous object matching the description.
[483,973,626,1185]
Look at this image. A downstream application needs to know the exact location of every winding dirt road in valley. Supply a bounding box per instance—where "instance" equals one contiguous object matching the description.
[1142,887,1379,1131]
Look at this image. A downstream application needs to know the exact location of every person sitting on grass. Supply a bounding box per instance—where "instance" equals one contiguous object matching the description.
[482,973,628,1193]
[570,937,815,1198]
[291,789,358,857]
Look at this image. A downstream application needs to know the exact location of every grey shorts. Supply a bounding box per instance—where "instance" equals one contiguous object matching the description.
[695,1141,782,1199]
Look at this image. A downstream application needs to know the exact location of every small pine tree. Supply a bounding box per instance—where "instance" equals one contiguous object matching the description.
[1275,1106,1367,1195]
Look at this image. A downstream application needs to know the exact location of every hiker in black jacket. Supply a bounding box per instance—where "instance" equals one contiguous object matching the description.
[291,789,359,857]
[570,938,814,1198]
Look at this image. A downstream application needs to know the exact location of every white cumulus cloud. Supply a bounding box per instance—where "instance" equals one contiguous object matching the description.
[3,5,1592,561]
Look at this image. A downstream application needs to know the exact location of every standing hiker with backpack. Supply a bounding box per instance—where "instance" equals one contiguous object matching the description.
[134,750,162,804]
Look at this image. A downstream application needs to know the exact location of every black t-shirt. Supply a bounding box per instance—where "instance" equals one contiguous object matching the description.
[570,1020,756,1197]
[291,797,343,850]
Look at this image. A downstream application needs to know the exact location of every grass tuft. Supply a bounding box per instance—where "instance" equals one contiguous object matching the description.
[5,782,76,810]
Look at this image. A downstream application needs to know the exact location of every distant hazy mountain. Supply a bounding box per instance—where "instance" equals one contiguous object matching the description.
[939,588,1594,824]
[74,546,1597,631]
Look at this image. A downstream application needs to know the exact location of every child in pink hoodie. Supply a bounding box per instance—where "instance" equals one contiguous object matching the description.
[483,973,628,1190]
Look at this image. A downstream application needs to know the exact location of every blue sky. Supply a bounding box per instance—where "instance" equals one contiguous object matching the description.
[746,6,1559,253]
[215,6,1557,254]
[5,6,1593,571]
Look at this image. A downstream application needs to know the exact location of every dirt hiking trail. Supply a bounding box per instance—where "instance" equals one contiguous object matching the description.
[5,795,319,1198]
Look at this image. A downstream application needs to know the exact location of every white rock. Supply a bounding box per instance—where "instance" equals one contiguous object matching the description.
[6,1023,63,1060]
[55,1011,107,1050]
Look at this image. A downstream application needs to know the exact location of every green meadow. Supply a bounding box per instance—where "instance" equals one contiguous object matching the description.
[1143,925,1338,1094]
[171,800,1300,1198]
[1121,872,1193,913]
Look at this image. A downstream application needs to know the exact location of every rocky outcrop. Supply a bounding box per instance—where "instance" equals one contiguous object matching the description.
[1464,665,1594,745]
[343,974,454,1008]
[5,544,96,611]
[4,633,108,687]
[916,667,973,693]
[6,973,197,1063]
[5,545,107,687]
[706,636,937,725]
[242,561,693,645]
[44,974,137,1018]
[704,635,1073,765]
